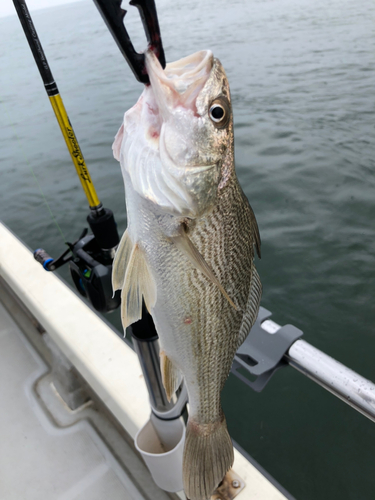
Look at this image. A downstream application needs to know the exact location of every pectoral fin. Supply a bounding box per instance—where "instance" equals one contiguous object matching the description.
[118,240,157,330]
[160,351,183,402]
[171,227,237,310]
[112,229,133,293]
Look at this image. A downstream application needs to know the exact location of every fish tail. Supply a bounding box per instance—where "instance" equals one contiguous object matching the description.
[183,415,234,500]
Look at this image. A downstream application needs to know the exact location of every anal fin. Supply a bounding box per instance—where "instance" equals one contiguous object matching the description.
[160,351,182,402]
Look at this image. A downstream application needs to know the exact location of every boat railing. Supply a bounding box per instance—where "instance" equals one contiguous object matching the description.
[231,306,375,423]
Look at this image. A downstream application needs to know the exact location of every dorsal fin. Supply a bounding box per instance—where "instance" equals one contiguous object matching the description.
[237,268,262,348]
[170,226,237,310]
[241,190,261,259]
[250,205,261,259]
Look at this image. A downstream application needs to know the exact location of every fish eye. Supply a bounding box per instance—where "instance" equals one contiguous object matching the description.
[210,105,225,122]
[209,97,230,129]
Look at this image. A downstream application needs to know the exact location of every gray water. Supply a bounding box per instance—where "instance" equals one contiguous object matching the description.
[1,1,374,498]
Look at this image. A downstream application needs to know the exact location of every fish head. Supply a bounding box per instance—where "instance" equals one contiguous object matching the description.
[116,49,233,218]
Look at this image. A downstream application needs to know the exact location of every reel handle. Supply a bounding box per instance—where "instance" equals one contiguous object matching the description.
[33,248,55,271]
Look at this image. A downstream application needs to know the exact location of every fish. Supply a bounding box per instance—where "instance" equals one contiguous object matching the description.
[112,48,261,500]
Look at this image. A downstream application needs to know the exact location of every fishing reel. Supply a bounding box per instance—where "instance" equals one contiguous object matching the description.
[34,207,121,314]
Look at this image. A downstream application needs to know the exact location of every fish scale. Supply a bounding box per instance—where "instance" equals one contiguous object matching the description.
[186,175,255,422]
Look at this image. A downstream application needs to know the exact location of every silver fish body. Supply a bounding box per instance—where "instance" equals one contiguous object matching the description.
[113,50,261,500]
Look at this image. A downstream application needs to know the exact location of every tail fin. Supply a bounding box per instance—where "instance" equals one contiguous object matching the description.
[183,417,234,500]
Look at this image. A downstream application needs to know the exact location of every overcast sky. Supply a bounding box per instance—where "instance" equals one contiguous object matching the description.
[0,0,85,18]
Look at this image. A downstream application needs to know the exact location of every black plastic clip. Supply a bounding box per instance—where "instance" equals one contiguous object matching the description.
[93,0,166,84]
[231,306,303,392]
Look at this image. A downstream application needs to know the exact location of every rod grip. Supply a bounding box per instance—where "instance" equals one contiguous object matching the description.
[87,207,119,250]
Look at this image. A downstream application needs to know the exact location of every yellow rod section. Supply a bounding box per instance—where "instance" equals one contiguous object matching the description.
[14,0,101,210]
[49,94,101,209]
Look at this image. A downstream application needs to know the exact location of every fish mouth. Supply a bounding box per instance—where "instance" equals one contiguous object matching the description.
[145,49,214,115]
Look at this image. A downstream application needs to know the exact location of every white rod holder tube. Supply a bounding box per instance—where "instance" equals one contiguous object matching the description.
[135,415,185,492]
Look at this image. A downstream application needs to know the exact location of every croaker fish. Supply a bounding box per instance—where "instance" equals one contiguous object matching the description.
[112,49,261,500]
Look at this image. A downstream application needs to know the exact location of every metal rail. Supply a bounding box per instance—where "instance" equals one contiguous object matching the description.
[286,339,375,423]
[257,316,375,423]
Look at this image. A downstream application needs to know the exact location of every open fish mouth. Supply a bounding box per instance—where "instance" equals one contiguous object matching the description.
[145,49,214,115]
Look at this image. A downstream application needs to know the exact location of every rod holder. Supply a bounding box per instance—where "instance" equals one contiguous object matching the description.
[129,309,188,492]
[129,308,187,419]
[134,414,185,492]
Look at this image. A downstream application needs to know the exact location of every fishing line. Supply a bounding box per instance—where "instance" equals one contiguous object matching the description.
[2,101,67,244]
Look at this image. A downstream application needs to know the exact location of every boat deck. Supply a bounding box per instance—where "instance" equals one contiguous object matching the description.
[0,222,292,500]
[0,299,172,500]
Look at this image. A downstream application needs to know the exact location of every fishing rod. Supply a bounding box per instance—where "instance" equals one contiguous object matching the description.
[13,0,120,313]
